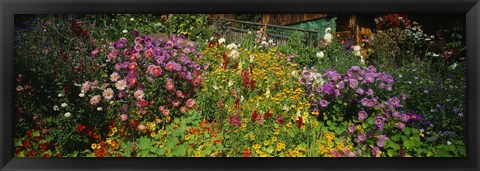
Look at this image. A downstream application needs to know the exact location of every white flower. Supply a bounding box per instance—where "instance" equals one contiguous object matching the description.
[325,27,332,33]
[130,18,134,21]
[447,141,452,145]
[53,105,59,111]
[247,31,252,35]
[291,70,299,79]
[316,51,325,58]
[268,39,273,44]
[115,80,127,90]
[226,43,237,50]
[353,45,361,51]
[58,93,64,97]
[218,38,226,44]
[61,103,68,108]
[79,93,85,97]
[213,85,218,90]
[97,107,103,111]
[228,80,233,87]
[265,88,271,98]
[228,49,239,59]
[240,95,244,102]
[261,41,268,46]
[64,112,71,118]
[450,63,458,70]
[323,33,333,43]
[249,55,254,63]
[122,30,128,34]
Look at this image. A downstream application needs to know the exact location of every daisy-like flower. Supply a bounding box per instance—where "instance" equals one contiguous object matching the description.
[110,72,120,82]
[115,80,127,90]
[103,88,114,100]
[134,90,144,99]
[316,51,325,58]
[163,109,170,116]
[81,81,90,92]
[64,112,71,118]
[90,95,101,105]
[218,38,226,44]
[348,124,356,133]
[166,81,175,91]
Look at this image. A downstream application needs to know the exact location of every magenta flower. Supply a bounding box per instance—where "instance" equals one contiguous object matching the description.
[396,122,405,129]
[356,88,364,95]
[376,140,385,148]
[163,109,170,116]
[186,99,195,108]
[166,81,175,91]
[120,114,128,121]
[349,79,358,88]
[400,114,410,122]
[358,133,366,142]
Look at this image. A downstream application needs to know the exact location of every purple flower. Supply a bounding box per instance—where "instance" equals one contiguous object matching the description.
[348,124,356,133]
[376,140,385,148]
[401,93,407,100]
[374,116,383,126]
[386,85,392,91]
[388,97,401,108]
[134,44,143,52]
[165,41,173,49]
[323,83,334,95]
[337,82,345,90]
[407,112,423,122]
[351,65,361,71]
[399,114,410,122]
[396,122,405,129]
[349,79,358,88]
[316,85,323,93]
[367,99,376,107]
[116,41,126,49]
[367,65,377,73]
[366,89,374,96]
[385,75,394,84]
[392,111,400,118]
[132,29,139,36]
[358,111,368,121]
[320,99,329,107]
[134,37,143,44]
[356,88,364,95]
[358,133,366,142]
[365,74,375,84]
[377,134,389,140]
[144,37,154,46]
[361,98,369,106]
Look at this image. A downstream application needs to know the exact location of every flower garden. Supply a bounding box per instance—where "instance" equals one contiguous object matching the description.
[14,14,466,157]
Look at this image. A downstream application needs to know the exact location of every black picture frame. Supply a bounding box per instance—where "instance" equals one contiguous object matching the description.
[1,0,479,171]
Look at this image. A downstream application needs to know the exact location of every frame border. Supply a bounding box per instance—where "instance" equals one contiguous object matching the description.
[1,0,479,171]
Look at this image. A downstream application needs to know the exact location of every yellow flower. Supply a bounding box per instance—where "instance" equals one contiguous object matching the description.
[249,133,256,140]
[241,123,247,128]
[273,129,280,135]
[185,135,191,141]
[253,143,261,150]
[272,137,277,142]
[91,143,98,150]
[263,140,270,146]
[150,132,156,138]
[419,132,425,137]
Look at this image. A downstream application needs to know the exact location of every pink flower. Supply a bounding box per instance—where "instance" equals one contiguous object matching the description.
[110,72,120,82]
[103,88,114,100]
[134,90,144,99]
[137,124,146,131]
[16,86,24,91]
[166,81,175,91]
[186,99,195,108]
[90,95,101,105]
[158,106,165,111]
[163,109,170,116]
[172,100,180,107]
[176,91,184,98]
[180,107,187,113]
[120,114,128,121]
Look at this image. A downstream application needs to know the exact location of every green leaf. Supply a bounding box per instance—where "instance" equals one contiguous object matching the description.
[138,137,152,150]
[157,148,166,156]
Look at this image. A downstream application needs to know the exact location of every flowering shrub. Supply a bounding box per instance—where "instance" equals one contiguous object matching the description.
[299,65,436,156]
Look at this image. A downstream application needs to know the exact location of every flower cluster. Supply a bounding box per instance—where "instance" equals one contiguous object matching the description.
[299,65,422,155]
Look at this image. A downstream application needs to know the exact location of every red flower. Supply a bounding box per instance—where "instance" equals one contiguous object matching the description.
[23,141,30,148]
[243,147,252,157]
[76,124,86,132]
[251,110,258,123]
[297,116,303,128]
[38,143,48,151]
[250,79,255,90]
[265,110,272,118]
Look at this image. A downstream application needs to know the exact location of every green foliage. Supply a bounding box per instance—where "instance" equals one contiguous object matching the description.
[166,14,212,41]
